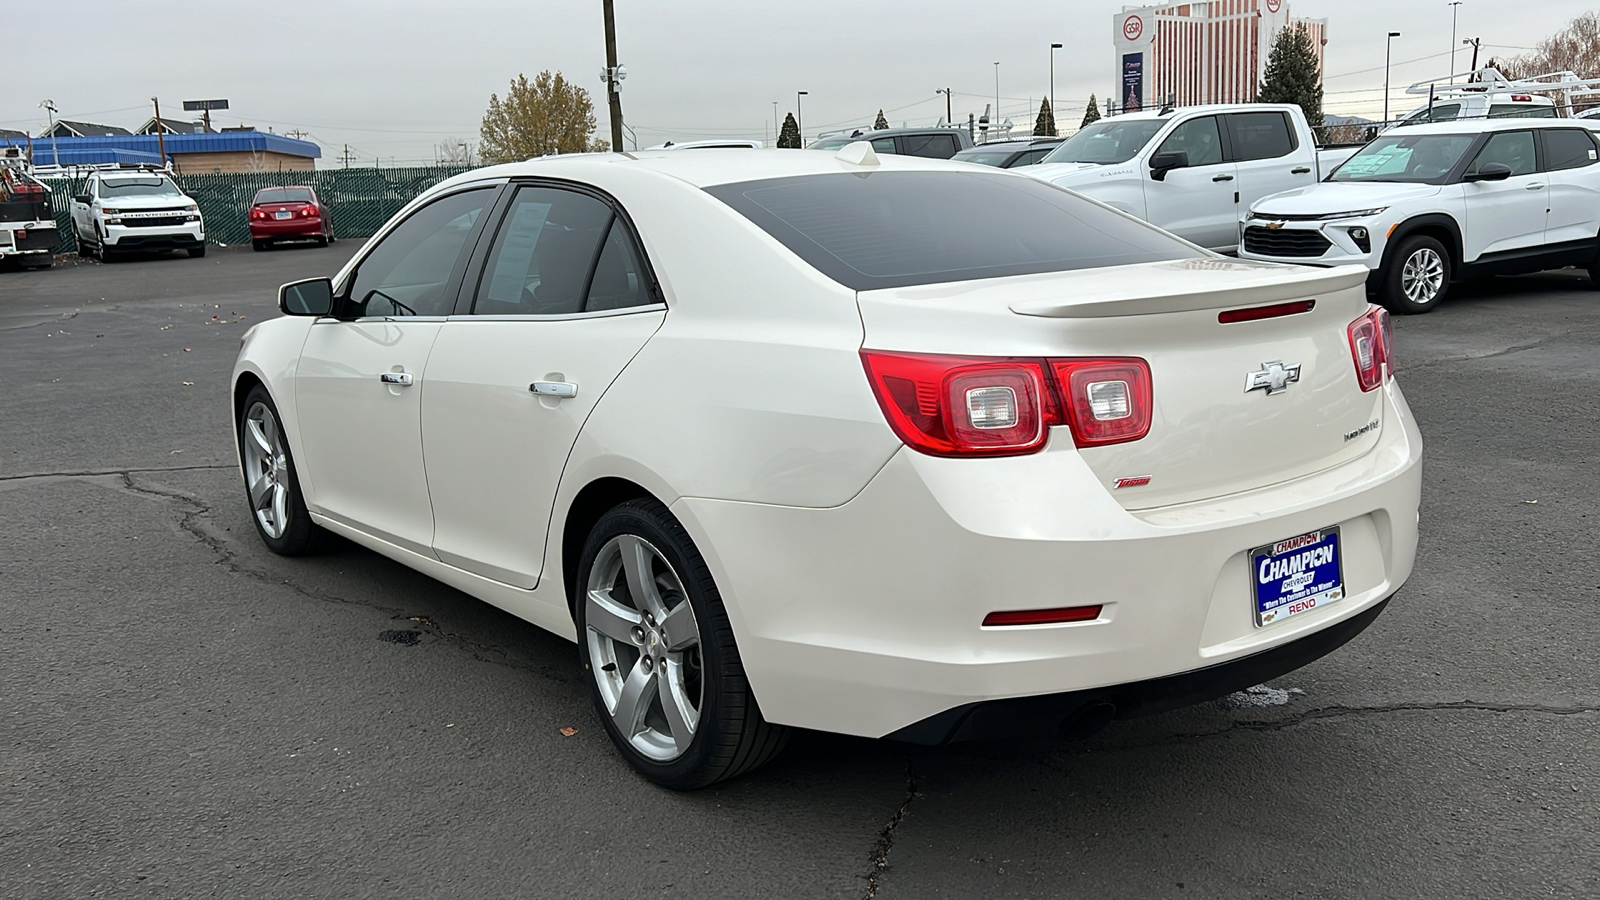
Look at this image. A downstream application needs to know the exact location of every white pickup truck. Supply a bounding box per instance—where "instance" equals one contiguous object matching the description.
[69,169,205,261]
[1026,104,1360,252]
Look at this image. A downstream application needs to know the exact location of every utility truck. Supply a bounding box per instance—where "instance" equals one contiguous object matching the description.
[0,147,58,269]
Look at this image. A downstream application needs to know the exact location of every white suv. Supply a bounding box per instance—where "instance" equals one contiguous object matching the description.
[70,170,206,261]
[1241,119,1600,313]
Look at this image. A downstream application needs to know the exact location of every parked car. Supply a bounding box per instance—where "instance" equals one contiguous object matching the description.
[233,148,1421,788]
[644,140,765,149]
[249,186,334,251]
[69,169,204,261]
[1025,104,1361,252]
[1241,119,1600,313]
[807,127,973,158]
[951,138,1063,168]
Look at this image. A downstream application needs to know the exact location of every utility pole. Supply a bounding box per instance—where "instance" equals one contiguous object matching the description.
[937,88,952,125]
[339,144,355,168]
[797,91,808,145]
[1463,37,1482,73]
[1050,43,1062,135]
[151,97,168,168]
[602,0,625,153]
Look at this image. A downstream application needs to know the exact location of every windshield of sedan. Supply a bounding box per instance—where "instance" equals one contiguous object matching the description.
[1039,120,1166,165]
[706,172,1201,291]
[98,177,182,197]
[1329,134,1478,183]
[254,187,313,204]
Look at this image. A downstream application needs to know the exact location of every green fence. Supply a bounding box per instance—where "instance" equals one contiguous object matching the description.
[40,165,473,254]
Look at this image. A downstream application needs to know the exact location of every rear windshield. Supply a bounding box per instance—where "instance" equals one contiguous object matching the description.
[1488,104,1558,119]
[255,187,314,204]
[952,149,1020,167]
[705,172,1201,291]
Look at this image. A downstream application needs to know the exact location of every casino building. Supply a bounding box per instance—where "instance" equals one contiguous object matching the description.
[1112,0,1328,113]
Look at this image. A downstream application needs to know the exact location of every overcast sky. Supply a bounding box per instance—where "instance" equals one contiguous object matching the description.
[5,0,1596,164]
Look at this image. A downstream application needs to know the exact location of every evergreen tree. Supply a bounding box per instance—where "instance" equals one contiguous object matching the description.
[874,109,890,130]
[1033,98,1057,136]
[777,112,802,149]
[1258,23,1324,129]
[1080,94,1102,128]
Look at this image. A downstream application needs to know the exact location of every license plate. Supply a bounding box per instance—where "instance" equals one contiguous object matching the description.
[275,210,291,219]
[1251,527,1344,627]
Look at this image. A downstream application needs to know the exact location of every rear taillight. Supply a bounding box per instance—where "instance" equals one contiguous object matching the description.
[1347,305,1393,392]
[301,205,319,217]
[250,207,267,220]
[860,351,1153,457]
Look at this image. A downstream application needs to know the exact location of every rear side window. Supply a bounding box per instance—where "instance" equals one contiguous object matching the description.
[900,133,959,158]
[1226,112,1297,161]
[472,186,614,316]
[705,172,1201,291]
[1544,129,1600,170]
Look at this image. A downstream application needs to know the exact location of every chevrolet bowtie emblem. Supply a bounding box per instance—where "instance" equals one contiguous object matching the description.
[1245,360,1301,395]
[1264,221,1285,229]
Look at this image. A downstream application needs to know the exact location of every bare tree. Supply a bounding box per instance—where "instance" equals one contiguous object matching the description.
[436,138,477,166]
[1502,12,1600,78]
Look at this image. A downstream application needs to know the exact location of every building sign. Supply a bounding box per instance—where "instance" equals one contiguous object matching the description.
[182,99,230,112]
[1123,53,1144,112]
[1122,14,1144,41]
[1266,0,1282,11]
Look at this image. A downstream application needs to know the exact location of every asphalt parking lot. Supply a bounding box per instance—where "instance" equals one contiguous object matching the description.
[3,246,1597,899]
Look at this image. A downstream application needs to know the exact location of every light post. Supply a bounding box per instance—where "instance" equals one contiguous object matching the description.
[994,62,1001,137]
[796,91,808,146]
[772,101,779,140]
[1449,2,1463,83]
[936,88,952,125]
[1050,43,1063,135]
[1384,32,1401,125]
[38,99,58,167]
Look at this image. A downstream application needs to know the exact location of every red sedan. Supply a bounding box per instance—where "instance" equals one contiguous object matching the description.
[248,186,334,250]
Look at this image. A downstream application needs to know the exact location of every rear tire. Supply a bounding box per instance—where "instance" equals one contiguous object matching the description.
[252,239,266,252]
[238,385,326,556]
[1380,235,1450,314]
[576,498,789,789]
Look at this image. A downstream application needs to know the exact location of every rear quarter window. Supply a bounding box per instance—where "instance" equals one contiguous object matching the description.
[705,171,1201,291]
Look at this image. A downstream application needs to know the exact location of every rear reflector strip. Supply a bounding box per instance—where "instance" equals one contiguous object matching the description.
[982,605,1104,627]
[1217,299,1316,324]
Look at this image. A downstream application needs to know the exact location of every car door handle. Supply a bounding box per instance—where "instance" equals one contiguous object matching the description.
[379,372,414,386]
[1212,174,1235,182]
[1525,183,1546,191]
[530,381,578,398]
[1291,166,1311,175]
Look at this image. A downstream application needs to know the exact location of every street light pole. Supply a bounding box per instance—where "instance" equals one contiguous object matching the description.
[772,101,779,140]
[994,62,1001,135]
[1050,43,1063,135]
[797,91,808,146]
[39,99,58,167]
[937,88,952,125]
[1449,2,1462,83]
[1384,32,1401,125]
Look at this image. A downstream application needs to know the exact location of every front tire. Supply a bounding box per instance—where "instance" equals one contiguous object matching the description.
[576,498,789,789]
[1381,235,1451,314]
[238,385,325,556]
[187,244,206,258]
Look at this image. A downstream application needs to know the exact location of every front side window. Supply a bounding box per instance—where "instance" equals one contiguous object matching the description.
[1330,134,1478,183]
[1155,116,1224,166]
[706,171,1201,291]
[343,188,491,318]
[471,185,652,316]
[1226,112,1297,161]
[1543,129,1600,170]
[1467,131,1537,176]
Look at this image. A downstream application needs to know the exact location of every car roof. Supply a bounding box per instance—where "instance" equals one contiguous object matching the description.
[817,127,966,140]
[957,139,1061,150]
[1383,118,1594,135]
[434,149,996,192]
[1099,103,1301,121]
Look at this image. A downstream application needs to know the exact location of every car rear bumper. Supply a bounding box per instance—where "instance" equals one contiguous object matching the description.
[251,219,325,239]
[672,379,1422,739]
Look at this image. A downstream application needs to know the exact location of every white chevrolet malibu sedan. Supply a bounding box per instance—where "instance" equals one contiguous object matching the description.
[232,145,1422,788]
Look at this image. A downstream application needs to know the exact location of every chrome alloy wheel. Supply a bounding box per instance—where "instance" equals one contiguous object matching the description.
[242,401,291,540]
[585,534,704,762]
[1401,246,1445,306]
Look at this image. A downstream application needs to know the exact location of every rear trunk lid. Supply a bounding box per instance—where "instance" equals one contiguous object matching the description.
[856,258,1383,509]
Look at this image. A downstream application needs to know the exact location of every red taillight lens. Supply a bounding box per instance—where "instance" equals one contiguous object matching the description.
[250,208,266,220]
[861,351,1154,457]
[301,204,319,217]
[1051,358,1154,447]
[861,351,1054,457]
[1347,305,1393,392]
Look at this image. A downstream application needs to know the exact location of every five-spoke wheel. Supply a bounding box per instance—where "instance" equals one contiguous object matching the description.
[237,385,323,555]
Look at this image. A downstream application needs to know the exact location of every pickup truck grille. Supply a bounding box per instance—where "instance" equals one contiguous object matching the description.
[122,216,189,229]
[1243,226,1332,258]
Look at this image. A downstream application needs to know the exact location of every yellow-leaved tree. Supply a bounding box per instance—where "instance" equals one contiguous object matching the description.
[479,71,608,163]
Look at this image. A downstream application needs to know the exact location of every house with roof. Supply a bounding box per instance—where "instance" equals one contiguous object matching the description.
[0,128,29,149]
[44,120,132,138]
[135,118,209,135]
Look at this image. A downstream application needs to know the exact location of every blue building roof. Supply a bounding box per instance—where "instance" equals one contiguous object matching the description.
[30,147,167,167]
[27,130,321,161]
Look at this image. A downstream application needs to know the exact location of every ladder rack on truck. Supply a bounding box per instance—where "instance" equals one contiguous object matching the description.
[1405,67,1600,115]
[0,147,57,270]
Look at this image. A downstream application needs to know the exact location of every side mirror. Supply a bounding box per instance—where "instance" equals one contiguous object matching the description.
[1149,150,1189,181]
[279,278,334,317]
[73,195,90,204]
[1465,162,1513,182]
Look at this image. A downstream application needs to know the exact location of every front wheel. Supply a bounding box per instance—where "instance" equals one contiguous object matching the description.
[576,498,789,789]
[1380,235,1451,314]
[187,244,206,258]
[238,385,325,555]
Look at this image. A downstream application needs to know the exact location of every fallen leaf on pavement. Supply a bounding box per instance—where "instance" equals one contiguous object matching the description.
[559,727,578,737]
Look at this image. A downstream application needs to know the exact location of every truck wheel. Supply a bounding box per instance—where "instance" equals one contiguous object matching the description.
[76,236,91,258]
[188,245,207,258]
[1380,235,1450,314]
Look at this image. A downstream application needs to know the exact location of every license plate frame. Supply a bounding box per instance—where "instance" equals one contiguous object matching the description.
[1250,526,1344,627]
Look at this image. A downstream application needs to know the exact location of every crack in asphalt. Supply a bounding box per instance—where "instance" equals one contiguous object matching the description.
[0,463,235,483]
[861,755,919,900]
[103,470,573,684]
[1396,326,1600,373]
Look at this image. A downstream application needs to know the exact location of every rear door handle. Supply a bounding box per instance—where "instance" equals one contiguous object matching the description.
[1291,166,1311,175]
[380,372,413,386]
[1212,174,1235,182]
[530,381,578,399]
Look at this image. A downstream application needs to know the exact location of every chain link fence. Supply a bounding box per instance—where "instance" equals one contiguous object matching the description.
[39,165,473,254]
